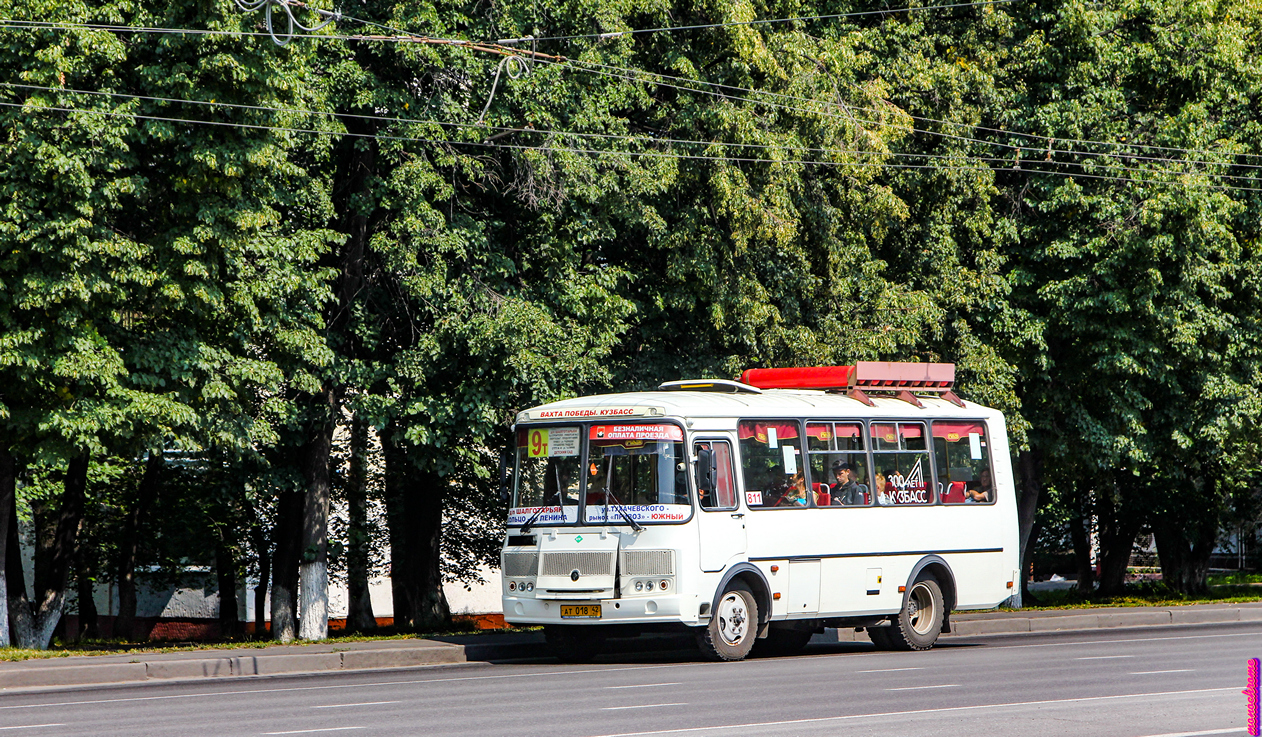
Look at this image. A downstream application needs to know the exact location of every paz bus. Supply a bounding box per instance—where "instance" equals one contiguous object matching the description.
[501,362,1020,661]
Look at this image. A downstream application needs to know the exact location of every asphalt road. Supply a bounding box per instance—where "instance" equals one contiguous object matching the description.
[0,621,1257,737]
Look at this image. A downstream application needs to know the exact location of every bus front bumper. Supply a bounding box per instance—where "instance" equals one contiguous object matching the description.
[502,595,693,626]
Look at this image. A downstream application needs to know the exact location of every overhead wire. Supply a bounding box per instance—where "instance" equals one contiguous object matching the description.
[4,13,1260,174]
[3,98,1259,193]
[5,82,1258,188]
[496,0,1020,43]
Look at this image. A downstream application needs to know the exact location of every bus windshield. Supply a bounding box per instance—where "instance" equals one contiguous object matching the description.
[509,426,581,526]
[584,423,691,524]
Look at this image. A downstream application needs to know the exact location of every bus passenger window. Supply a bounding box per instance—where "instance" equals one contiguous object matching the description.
[807,422,870,506]
[932,421,993,504]
[870,422,933,505]
[738,420,805,508]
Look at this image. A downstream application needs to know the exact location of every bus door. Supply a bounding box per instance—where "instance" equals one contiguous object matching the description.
[693,438,746,572]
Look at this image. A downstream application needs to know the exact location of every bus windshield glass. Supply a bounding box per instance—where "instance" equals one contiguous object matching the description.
[584,423,691,524]
[510,426,581,526]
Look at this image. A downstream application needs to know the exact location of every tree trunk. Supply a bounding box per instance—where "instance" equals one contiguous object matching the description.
[73,521,99,640]
[6,503,34,647]
[1016,448,1043,607]
[245,492,271,639]
[1069,496,1095,594]
[215,539,240,636]
[270,483,303,642]
[9,452,89,649]
[1095,476,1142,596]
[0,450,15,647]
[115,450,162,641]
[345,414,376,632]
[381,429,450,631]
[299,389,336,641]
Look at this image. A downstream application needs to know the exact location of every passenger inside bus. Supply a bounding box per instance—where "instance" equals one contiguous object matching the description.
[966,468,994,503]
[779,473,808,506]
[874,469,895,505]
[830,461,868,506]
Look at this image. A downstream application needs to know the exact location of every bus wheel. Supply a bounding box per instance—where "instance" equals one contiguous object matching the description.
[885,574,945,651]
[545,625,606,663]
[752,627,813,657]
[696,582,758,661]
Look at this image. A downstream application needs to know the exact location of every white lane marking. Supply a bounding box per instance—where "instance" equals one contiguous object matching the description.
[581,687,1240,737]
[312,700,401,709]
[262,729,366,735]
[1076,655,1134,660]
[603,703,687,711]
[958,630,1262,652]
[0,726,64,731]
[1134,729,1242,737]
[857,667,924,673]
[1130,670,1195,675]
[885,684,958,691]
[606,683,684,690]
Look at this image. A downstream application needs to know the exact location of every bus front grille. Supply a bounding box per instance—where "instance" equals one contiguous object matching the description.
[502,552,539,577]
[622,550,674,576]
[541,552,615,577]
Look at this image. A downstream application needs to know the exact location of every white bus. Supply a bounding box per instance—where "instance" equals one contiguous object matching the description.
[501,363,1020,661]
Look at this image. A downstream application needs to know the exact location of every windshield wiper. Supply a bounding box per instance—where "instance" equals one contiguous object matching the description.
[602,456,644,533]
[519,504,548,533]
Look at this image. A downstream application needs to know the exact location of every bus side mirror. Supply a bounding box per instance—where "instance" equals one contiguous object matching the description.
[498,449,511,504]
[695,448,717,494]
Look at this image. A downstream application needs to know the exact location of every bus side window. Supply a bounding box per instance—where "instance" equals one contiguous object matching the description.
[932,421,993,504]
[738,420,805,508]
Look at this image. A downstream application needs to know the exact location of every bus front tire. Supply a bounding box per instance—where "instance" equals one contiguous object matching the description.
[696,582,758,661]
[877,575,945,651]
[545,625,606,663]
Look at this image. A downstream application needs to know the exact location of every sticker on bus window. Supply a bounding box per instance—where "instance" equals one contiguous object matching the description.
[766,428,778,448]
[969,432,982,460]
[589,424,683,441]
[746,491,763,506]
[526,427,580,458]
[782,445,798,475]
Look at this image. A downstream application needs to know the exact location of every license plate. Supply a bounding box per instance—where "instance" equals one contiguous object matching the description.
[560,604,602,619]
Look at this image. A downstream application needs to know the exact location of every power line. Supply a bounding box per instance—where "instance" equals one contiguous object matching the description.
[497,0,1020,43]
[4,16,1260,167]
[7,82,1257,188]
[3,99,1258,193]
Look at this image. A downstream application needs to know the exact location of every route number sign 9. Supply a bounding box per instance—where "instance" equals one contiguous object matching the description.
[528,429,549,458]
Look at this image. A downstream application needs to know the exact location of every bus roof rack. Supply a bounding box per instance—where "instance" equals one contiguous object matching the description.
[738,362,965,408]
[658,379,763,394]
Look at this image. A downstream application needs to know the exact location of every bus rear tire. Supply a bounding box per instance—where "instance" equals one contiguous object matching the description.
[545,625,606,663]
[696,582,758,661]
[883,575,945,651]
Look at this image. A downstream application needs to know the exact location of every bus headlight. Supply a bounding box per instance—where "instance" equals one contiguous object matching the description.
[525,582,534,592]
[635,581,644,592]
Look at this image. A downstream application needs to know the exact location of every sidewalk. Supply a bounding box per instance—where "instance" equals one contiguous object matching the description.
[2,602,1260,691]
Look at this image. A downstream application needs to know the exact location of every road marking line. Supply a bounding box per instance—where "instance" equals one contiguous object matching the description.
[603,703,687,711]
[312,700,401,708]
[606,683,684,689]
[1133,729,1242,737]
[0,726,64,731]
[262,729,366,735]
[581,687,1240,737]
[1076,655,1134,660]
[885,684,958,691]
[857,667,924,673]
[1130,670,1195,675]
